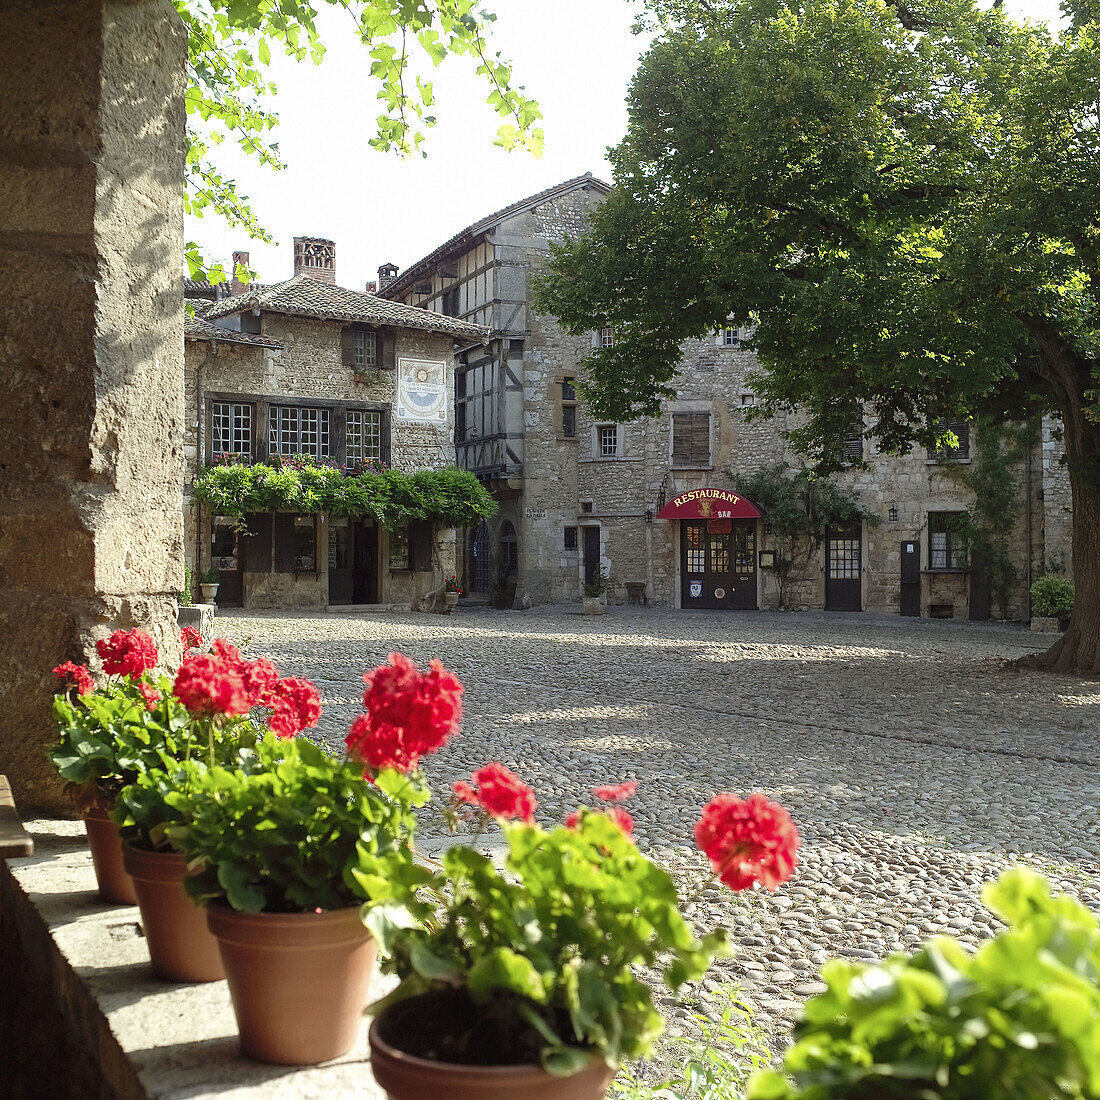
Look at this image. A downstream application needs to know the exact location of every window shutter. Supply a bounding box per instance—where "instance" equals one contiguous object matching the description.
[274,512,295,573]
[340,326,356,368]
[241,512,272,573]
[692,413,711,465]
[672,414,691,463]
[953,420,970,459]
[379,328,396,371]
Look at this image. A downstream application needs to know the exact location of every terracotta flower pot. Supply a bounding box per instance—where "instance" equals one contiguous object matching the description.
[369,992,615,1100]
[206,904,377,1065]
[83,807,137,905]
[122,844,224,982]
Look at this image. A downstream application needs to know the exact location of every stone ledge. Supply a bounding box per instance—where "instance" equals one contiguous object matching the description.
[2,821,387,1098]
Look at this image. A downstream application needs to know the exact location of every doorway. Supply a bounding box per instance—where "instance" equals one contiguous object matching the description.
[824,526,862,611]
[328,518,378,605]
[681,520,757,609]
[582,526,601,588]
[211,518,243,607]
[470,520,491,594]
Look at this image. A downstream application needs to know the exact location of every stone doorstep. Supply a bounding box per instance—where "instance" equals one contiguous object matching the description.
[4,821,389,1099]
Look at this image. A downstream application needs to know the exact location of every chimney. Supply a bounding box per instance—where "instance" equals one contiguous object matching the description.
[293,236,336,284]
[231,250,250,296]
[365,280,377,294]
[377,262,399,291]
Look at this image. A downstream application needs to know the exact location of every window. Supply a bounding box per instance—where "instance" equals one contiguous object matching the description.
[929,512,967,570]
[274,513,316,572]
[211,402,252,459]
[240,313,262,335]
[561,377,577,438]
[269,406,331,458]
[564,526,578,551]
[599,326,614,348]
[842,407,863,463]
[672,412,711,468]
[581,501,593,514]
[927,419,970,461]
[345,409,382,465]
[389,527,409,570]
[597,424,619,458]
[740,393,755,407]
[353,329,377,370]
[721,327,740,346]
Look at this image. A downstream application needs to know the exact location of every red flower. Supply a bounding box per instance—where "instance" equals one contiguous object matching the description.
[453,763,536,822]
[565,806,635,837]
[345,652,463,773]
[592,780,638,802]
[138,682,161,710]
[241,657,281,709]
[695,793,799,892]
[96,629,158,679]
[180,627,204,650]
[173,653,249,717]
[53,661,93,696]
[269,677,322,739]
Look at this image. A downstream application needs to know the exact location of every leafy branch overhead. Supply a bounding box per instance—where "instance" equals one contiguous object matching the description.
[178,0,544,281]
[191,461,498,529]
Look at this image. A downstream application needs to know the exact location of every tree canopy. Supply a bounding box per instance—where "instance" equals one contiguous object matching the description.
[179,0,543,283]
[538,0,1100,670]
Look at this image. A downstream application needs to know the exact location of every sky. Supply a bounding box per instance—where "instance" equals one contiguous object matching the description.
[185,0,1070,292]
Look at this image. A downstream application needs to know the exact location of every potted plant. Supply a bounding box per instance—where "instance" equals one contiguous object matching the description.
[162,651,464,1066]
[199,565,220,605]
[113,637,319,983]
[1030,574,1074,632]
[444,575,463,612]
[50,629,173,904]
[366,772,799,1098]
[582,569,609,615]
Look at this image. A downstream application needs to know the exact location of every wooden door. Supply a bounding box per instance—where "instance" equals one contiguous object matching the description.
[583,526,601,588]
[825,526,861,611]
[900,540,920,616]
[328,518,353,605]
[729,521,757,609]
[352,520,378,604]
[211,518,242,607]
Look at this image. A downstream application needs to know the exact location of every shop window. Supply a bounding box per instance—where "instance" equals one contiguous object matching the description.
[274,513,317,573]
[389,526,409,570]
[929,512,967,570]
[389,523,433,571]
[210,521,238,571]
[671,412,711,468]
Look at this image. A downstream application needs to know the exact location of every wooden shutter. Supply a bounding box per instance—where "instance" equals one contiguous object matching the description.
[340,326,356,368]
[240,512,272,573]
[379,328,396,371]
[673,413,710,466]
[274,512,295,573]
[691,413,710,465]
[672,414,691,464]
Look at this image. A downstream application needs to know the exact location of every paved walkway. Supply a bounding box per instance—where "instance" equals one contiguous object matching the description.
[219,606,1100,1052]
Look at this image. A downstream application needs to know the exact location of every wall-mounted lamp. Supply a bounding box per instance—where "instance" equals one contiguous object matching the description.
[644,509,654,524]
[888,503,899,523]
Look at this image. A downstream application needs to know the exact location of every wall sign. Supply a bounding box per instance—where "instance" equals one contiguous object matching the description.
[525,508,547,519]
[395,358,447,423]
[689,581,703,598]
[759,550,776,568]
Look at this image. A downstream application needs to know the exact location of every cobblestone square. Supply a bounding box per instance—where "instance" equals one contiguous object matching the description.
[220,606,1100,1055]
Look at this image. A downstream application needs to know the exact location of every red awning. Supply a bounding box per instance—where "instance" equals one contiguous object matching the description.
[656,488,763,521]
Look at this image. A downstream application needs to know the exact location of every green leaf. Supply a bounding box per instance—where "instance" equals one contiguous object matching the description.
[541,1045,594,1078]
[468,947,547,1004]
[409,941,462,982]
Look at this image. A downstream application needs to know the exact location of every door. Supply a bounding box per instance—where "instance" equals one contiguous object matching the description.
[681,520,757,609]
[470,521,491,593]
[352,520,378,604]
[968,545,991,621]
[825,526,862,611]
[211,517,243,607]
[583,526,601,588]
[328,518,353,605]
[900,540,920,616]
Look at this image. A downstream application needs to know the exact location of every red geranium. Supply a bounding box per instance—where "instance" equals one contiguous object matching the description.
[592,780,638,802]
[173,653,249,717]
[694,793,799,892]
[345,652,463,773]
[565,805,635,837]
[269,677,322,739]
[138,682,161,710]
[96,629,158,679]
[53,661,94,696]
[241,657,281,709]
[180,626,204,650]
[453,762,536,822]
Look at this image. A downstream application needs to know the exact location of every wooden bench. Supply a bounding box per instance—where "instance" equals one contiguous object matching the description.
[0,775,33,859]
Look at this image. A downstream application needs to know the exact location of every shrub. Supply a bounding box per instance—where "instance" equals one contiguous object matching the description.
[747,868,1100,1100]
[1031,574,1074,623]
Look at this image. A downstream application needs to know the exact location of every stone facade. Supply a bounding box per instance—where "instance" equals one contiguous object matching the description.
[0,0,186,812]
[383,176,1073,621]
[183,261,475,612]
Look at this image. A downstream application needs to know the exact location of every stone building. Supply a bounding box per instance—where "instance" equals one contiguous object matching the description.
[381,177,1072,620]
[183,238,487,610]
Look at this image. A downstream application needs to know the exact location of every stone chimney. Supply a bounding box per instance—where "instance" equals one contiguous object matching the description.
[365,280,377,294]
[377,262,399,291]
[231,250,250,296]
[293,236,336,284]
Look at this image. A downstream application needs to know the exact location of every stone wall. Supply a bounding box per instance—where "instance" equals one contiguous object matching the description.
[0,0,186,812]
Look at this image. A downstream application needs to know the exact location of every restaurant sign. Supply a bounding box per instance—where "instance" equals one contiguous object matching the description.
[656,488,763,521]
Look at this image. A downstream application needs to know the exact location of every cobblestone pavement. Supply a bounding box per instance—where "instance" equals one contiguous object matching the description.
[218,606,1100,1055]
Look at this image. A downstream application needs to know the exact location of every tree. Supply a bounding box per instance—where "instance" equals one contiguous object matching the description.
[734,464,876,608]
[536,0,1100,672]
[179,0,543,282]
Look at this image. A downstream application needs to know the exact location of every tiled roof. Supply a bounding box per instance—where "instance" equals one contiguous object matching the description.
[184,316,285,349]
[202,274,489,340]
[380,173,611,300]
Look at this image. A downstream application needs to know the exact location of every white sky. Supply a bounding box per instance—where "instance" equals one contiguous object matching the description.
[185,0,1069,291]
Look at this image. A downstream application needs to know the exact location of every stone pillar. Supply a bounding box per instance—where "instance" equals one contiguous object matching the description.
[0,0,186,813]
